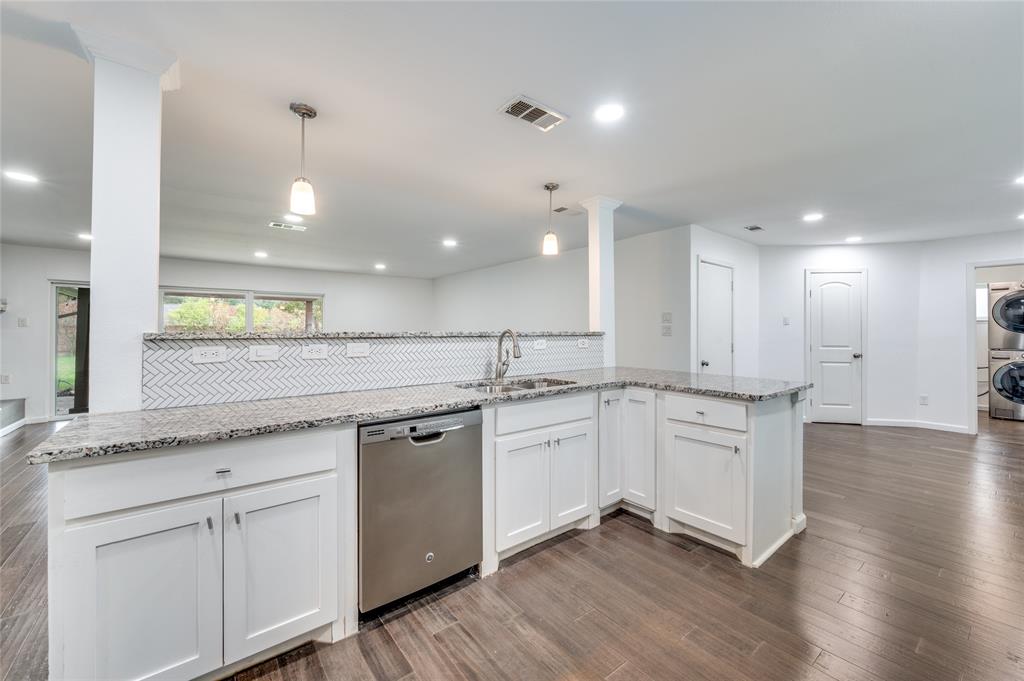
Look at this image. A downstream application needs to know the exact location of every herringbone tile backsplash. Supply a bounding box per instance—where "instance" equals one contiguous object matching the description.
[142,335,604,409]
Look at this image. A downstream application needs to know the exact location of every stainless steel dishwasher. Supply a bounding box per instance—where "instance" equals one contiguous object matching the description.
[358,409,482,612]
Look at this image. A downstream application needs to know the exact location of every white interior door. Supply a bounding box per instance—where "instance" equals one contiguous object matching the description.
[698,259,734,377]
[808,271,864,424]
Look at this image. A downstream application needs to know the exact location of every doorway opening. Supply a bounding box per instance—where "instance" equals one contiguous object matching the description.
[971,262,1024,434]
[54,284,90,417]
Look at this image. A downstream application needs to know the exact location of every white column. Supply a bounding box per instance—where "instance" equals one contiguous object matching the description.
[74,28,178,413]
[579,196,622,367]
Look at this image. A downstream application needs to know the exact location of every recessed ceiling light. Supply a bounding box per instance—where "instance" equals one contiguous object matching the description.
[594,103,625,123]
[283,213,303,222]
[1014,175,1024,185]
[845,236,862,243]
[4,170,39,183]
[802,212,824,222]
[374,263,387,270]
[442,238,458,248]
[254,251,268,258]
[77,233,93,241]
[1018,213,1024,221]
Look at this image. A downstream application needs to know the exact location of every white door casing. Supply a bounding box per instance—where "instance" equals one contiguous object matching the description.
[697,258,734,377]
[807,271,865,424]
[63,498,224,681]
[223,475,338,664]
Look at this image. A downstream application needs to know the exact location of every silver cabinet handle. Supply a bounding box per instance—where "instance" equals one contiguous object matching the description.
[546,439,552,448]
[603,398,610,406]
[695,410,705,416]
[554,437,561,446]
[206,516,213,530]
[734,445,740,454]
[215,468,231,475]
[234,512,241,525]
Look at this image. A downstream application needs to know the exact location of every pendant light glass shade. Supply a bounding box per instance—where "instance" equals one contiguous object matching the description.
[290,177,316,215]
[288,103,317,216]
[542,230,559,255]
[540,182,560,256]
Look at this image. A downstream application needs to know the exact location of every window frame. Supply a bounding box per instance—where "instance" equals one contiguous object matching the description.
[158,286,325,333]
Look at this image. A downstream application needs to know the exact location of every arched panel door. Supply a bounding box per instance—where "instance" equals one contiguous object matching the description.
[807,271,864,424]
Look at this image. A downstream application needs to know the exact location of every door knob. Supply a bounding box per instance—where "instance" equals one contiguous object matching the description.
[700,360,710,367]
[853,353,863,359]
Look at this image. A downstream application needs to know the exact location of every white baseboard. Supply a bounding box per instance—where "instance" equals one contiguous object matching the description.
[26,416,52,425]
[864,418,969,434]
[0,419,25,437]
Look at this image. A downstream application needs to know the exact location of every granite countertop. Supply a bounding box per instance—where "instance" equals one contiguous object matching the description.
[144,330,605,341]
[28,367,810,464]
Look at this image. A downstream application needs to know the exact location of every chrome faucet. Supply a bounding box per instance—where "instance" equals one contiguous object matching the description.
[495,329,522,381]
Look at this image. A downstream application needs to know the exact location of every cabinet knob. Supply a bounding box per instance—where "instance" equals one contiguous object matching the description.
[205,516,213,531]
[700,360,710,367]
[603,399,610,406]
[734,445,740,454]
[554,438,561,446]
[852,353,863,359]
[234,512,241,525]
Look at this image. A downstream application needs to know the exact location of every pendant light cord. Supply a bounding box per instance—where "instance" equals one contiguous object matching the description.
[548,186,553,230]
[299,115,306,179]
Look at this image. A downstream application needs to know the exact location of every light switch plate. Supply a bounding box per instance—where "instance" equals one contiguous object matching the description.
[577,338,589,349]
[919,395,929,406]
[248,345,281,362]
[301,344,331,360]
[0,375,9,385]
[191,346,227,364]
[16,317,28,328]
[783,316,791,326]
[661,312,672,324]
[346,342,370,358]
[533,339,547,350]
[662,325,673,337]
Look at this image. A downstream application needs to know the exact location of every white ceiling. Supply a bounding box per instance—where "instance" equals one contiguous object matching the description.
[2,1,1022,279]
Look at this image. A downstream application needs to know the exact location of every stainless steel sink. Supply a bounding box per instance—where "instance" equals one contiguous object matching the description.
[457,377,576,394]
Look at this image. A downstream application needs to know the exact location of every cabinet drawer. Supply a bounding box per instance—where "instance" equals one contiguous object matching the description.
[663,394,747,432]
[62,428,340,520]
[496,393,594,435]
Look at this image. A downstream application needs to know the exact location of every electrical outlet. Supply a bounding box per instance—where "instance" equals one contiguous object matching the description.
[16,317,28,328]
[533,339,547,350]
[577,338,589,349]
[346,342,370,358]
[191,346,227,364]
[301,344,331,360]
[662,325,673,337]
[0,374,9,385]
[783,316,791,326]
[919,395,929,406]
[248,345,280,362]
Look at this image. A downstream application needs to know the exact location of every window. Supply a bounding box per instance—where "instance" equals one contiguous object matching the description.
[976,285,989,322]
[159,288,323,334]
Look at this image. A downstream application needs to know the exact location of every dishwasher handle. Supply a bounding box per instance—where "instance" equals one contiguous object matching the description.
[408,430,451,446]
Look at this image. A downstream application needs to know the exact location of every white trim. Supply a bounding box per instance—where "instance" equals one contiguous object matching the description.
[695,255,735,377]
[803,268,868,426]
[864,418,969,434]
[0,419,25,437]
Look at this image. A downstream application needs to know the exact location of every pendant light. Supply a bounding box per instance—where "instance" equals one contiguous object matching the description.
[289,102,317,215]
[541,182,560,255]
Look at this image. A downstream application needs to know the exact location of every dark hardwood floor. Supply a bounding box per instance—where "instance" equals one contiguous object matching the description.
[2,416,1021,681]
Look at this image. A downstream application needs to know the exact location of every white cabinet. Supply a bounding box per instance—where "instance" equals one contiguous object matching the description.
[663,422,747,544]
[622,389,656,510]
[598,390,624,507]
[599,388,656,511]
[63,498,224,681]
[550,421,595,526]
[224,476,338,664]
[495,430,551,552]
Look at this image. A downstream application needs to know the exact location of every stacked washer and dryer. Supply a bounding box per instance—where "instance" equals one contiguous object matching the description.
[988,282,1024,421]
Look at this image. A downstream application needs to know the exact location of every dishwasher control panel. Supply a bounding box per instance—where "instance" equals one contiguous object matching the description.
[359,411,478,444]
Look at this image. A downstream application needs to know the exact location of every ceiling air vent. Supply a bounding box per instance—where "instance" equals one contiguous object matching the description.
[501,95,568,132]
[553,206,583,216]
[744,225,764,232]
[268,221,307,232]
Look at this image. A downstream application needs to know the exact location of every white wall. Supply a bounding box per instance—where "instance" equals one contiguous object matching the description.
[0,244,434,421]
[690,224,760,377]
[759,230,1024,433]
[432,248,588,331]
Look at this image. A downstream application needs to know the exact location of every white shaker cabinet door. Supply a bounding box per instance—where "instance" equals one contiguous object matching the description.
[63,498,224,681]
[622,389,657,511]
[495,430,551,552]
[664,423,747,544]
[549,421,595,528]
[223,475,338,664]
[598,390,624,507]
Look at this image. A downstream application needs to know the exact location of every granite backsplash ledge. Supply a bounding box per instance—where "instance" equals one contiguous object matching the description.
[143,332,604,409]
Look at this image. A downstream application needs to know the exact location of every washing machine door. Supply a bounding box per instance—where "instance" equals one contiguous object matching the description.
[992,361,1024,405]
[993,290,1024,334]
